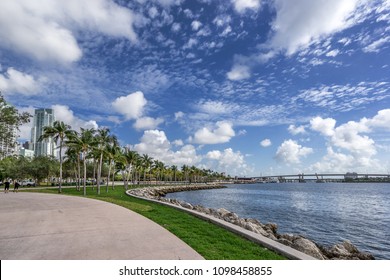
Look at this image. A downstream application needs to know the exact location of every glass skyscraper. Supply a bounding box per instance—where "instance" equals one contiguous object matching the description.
[30,108,56,157]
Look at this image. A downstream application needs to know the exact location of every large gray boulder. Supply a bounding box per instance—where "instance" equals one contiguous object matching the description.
[321,240,375,260]
[289,236,326,260]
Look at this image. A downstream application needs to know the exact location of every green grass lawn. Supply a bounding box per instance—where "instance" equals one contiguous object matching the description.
[27,186,285,260]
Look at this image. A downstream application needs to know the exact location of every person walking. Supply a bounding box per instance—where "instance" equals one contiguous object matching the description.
[13,180,20,193]
[4,180,10,193]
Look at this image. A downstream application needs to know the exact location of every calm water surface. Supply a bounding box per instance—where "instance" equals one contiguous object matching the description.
[166,183,390,259]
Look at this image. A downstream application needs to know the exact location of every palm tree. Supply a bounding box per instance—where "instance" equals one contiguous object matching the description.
[39,121,72,193]
[134,156,143,184]
[153,160,165,184]
[105,137,120,192]
[141,154,153,185]
[171,165,178,183]
[95,128,112,194]
[181,164,190,185]
[67,128,96,196]
[119,148,140,189]
[125,150,139,184]
[64,146,80,190]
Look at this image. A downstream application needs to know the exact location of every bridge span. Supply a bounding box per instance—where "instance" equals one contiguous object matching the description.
[248,173,390,183]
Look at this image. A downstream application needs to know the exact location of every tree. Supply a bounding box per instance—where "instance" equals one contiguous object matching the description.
[141,154,153,185]
[94,128,116,194]
[171,165,178,182]
[64,144,82,190]
[153,160,165,184]
[28,156,58,185]
[67,128,96,196]
[0,93,31,159]
[40,121,72,193]
[105,137,120,192]
[181,164,190,184]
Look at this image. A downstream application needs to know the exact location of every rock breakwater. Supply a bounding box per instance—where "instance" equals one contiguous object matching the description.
[127,184,375,260]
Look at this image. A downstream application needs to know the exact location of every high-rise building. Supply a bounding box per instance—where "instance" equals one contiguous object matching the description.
[30,108,56,157]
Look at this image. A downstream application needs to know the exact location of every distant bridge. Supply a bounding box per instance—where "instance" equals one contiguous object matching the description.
[246,173,390,183]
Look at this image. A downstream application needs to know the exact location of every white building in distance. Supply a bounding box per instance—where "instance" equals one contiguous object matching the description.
[30,108,57,158]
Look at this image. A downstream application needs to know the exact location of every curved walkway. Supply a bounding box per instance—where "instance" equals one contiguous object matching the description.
[0,192,203,260]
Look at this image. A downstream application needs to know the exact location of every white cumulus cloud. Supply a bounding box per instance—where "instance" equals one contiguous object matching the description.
[288,124,306,135]
[269,0,360,55]
[133,116,164,131]
[365,108,390,129]
[231,0,261,13]
[310,116,336,137]
[275,139,313,164]
[191,20,202,31]
[133,130,202,166]
[0,0,138,64]
[227,1,370,81]
[227,64,251,81]
[52,104,98,131]
[205,148,252,176]
[309,109,390,172]
[192,121,235,144]
[0,68,42,95]
[260,138,272,147]
[112,91,147,120]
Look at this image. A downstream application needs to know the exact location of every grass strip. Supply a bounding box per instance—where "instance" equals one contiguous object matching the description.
[27,186,285,260]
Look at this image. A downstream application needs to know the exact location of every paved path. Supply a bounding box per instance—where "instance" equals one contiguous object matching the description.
[0,192,203,260]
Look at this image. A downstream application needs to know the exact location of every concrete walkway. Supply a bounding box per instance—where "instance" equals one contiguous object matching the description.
[0,192,203,260]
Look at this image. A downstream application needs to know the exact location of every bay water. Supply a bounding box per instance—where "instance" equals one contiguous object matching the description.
[166,182,390,259]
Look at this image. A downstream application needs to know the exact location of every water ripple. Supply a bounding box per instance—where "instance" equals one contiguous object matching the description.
[166,182,390,259]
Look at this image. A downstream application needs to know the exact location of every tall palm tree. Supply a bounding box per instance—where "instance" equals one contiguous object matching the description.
[181,164,190,185]
[40,121,72,193]
[125,150,139,185]
[67,128,96,196]
[134,156,143,184]
[64,146,80,190]
[95,128,112,194]
[118,148,139,189]
[141,154,153,185]
[105,137,120,192]
[153,160,165,184]
[171,165,178,183]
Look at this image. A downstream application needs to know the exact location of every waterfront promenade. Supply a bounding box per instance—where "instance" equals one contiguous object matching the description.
[0,192,203,260]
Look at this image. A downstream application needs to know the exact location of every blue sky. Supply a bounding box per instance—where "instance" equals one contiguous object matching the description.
[1,0,390,176]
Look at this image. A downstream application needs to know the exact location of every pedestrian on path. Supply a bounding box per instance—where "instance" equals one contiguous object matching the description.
[13,180,20,193]
[4,180,10,193]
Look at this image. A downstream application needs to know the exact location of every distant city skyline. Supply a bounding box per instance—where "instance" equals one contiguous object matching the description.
[1,0,389,176]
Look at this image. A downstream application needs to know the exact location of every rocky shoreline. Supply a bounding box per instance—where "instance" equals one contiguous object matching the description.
[128,184,375,260]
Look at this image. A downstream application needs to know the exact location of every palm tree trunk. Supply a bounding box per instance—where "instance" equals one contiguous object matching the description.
[106,160,112,193]
[111,168,115,190]
[122,171,128,190]
[83,152,87,196]
[77,156,81,191]
[126,164,131,187]
[97,152,103,195]
[59,143,63,193]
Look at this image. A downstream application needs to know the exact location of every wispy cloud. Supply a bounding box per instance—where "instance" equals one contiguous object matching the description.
[292,82,390,112]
